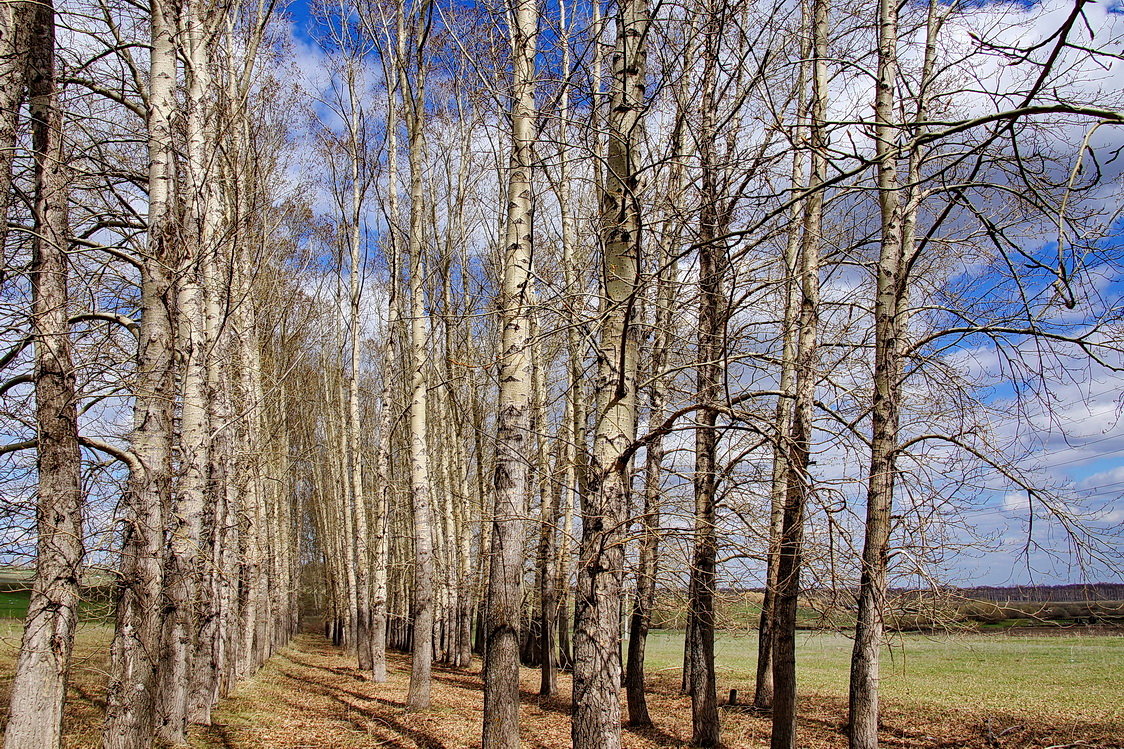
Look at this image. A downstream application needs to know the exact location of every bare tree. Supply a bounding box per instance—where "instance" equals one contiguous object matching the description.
[102,0,177,741]
[753,3,808,712]
[0,0,33,253]
[366,0,410,678]
[771,1,826,745]
[572,0,648,745]
[156,1,223,739]
[482,0,536,740]
[400,0,437,709]
[3,2,84,745]
[623,134,683,723]
[686,4,730,743]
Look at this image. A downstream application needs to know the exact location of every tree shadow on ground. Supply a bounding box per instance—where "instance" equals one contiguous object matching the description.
[67,682,107,711]
[273,664,445,748]
[194,723,240,749]
[623,721,685,746]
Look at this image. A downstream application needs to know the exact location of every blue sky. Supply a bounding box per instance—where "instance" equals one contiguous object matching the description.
[270,0,1124,589]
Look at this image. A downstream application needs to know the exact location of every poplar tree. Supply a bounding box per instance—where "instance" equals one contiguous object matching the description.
[482,0,536,741]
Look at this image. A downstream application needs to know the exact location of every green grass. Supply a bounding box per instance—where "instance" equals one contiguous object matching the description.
[642,629,1124,723]
[0,589,114,623]
[0,592,32,620]
[0,568,117,624]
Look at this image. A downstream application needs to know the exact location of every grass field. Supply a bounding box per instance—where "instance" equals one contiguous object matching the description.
[644,630,1124,725]
[195,630,1124,747]
[0,592,32,620]
[0,589,114,622]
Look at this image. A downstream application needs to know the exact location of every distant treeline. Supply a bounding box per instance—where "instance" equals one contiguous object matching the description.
[715,584,1124,604]
[937,584,1124,603]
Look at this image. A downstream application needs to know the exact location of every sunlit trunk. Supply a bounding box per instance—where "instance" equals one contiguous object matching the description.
[4,4,83,746]
[572,0,647,745]
[102,0,176,743]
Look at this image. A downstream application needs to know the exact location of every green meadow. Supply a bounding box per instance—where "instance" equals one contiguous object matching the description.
[643,629,1124,724]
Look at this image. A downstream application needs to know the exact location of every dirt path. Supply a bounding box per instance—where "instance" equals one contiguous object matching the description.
[195,634,655,749]
[189,634,1123,749]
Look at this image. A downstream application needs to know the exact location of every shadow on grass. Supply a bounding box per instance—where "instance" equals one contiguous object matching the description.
[68,682,107,712]
[273,662,445,748]
[518,687,572,718]
[194,722,240,749]
[426,668,574,720]
[623,720,685,746]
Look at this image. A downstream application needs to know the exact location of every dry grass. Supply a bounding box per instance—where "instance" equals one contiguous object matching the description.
[0,622,1121,748]
[0,620,113,748]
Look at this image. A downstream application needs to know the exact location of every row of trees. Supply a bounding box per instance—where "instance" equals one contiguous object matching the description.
[1,0,1122,748]
[1,0,309,745]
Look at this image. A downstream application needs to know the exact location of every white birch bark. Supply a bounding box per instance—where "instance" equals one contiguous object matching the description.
[572,0,647,745]
[369,45,404,678]
[102,0,177,742]
[402,12,436,703]
[482,0,536,741]
[343,61,374,673]
[158,3,218,738]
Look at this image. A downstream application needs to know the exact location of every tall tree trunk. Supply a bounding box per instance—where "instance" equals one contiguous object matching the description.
[623,241,675,726]
[681,609,694,694]
[848,0,930,742]
[624,79,687,724]
[527,311,551,678]
[483,0,536,739]
[369,380,392,678]
[205,243,240,705]
[471,370,492,661]
[403,30,435,706]
[572,0,647,745]
[552,0,582,674]
[102,0,177,743]
[754,16,809,712]
[688,10,724,744]
[344,64,374,674]
[370,63,404,680]
[555,364,582,675]
[327,318,357,653]
[3,4,84,746]
[555,381,581,674]
[158,5,216,739]
[771,0,826,745]
[233,171,269,681]
[537,387,567,695]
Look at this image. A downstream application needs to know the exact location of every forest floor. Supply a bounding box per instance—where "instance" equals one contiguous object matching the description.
[0,623,1121,748]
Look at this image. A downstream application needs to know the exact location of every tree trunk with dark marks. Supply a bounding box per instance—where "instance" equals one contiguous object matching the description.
[482,0,536,741]
[571,0,647,745]
[4,3,84,746]
[102,0,177,744]
[771,0,826,745]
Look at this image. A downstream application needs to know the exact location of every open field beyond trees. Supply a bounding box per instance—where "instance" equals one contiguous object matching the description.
[2,621,1120,749]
